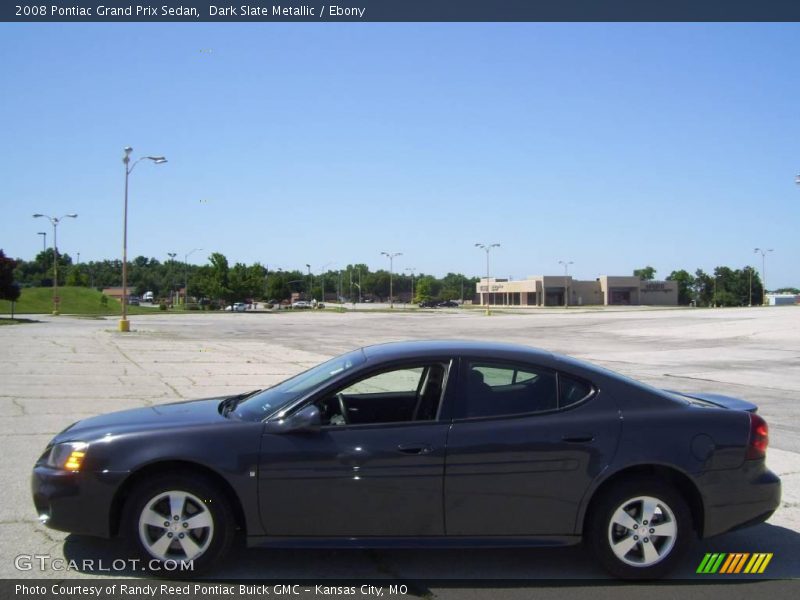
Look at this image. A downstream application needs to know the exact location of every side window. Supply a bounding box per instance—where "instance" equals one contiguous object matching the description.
[317,363,447,426]
[463,362,557,418]
[342,367,423,395]
[559,374,594,408]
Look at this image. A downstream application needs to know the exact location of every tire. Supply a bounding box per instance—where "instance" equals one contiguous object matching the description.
[587,478,694,579]
[123,473,235,575]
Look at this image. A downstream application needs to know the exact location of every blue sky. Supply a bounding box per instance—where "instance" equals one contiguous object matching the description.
[1,23,798,287]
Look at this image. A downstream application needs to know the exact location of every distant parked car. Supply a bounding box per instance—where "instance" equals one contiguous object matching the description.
[127,296,140,306]
[418,300,438,308]
[437,300,459,308]
[291,301,311,309]
[225,303,246,312]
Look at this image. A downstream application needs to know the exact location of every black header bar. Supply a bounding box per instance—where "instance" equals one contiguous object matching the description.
[4,1,800,23]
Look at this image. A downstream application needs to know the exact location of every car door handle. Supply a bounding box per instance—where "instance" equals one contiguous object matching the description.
[397,444,433,455]
[561,434,595,443]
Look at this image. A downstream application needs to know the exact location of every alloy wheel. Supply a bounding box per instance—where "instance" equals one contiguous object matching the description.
[138,490,214,561]
[607,495,678,567]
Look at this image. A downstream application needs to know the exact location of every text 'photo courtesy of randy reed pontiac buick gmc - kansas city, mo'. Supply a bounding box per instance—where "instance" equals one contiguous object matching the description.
[32,340,781,579]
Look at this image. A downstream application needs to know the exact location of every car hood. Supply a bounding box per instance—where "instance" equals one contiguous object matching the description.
[666,390,758,412]
[52,397,228,442]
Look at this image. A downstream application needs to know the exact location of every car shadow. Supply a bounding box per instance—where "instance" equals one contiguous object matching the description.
[62,522,800,584]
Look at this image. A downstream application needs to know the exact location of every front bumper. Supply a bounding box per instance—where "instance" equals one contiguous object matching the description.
[31,465,127,538]
[697,460,781,538]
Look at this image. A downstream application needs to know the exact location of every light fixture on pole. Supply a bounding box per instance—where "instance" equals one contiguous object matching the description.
[305,264,312,299]
[475,243,500,315]
[33,213,78,315]
[558,260,574,308]
[184,248,203,307]
[380,251,402,308]
[120,147,167,332]
[37,231,47,253]
[753,248,773,306]
[405,267,416,304]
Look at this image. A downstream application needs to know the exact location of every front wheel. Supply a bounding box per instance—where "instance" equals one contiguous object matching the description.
[588,479,694,579]
[123,473,235,575]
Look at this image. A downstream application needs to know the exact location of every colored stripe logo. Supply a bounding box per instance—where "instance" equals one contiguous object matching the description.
[696,553,773,574]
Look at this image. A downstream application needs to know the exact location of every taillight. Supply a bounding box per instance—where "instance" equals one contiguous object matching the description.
[746,413,769,460]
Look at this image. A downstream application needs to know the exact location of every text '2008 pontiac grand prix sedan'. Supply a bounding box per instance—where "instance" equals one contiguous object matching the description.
[32,340,780,578]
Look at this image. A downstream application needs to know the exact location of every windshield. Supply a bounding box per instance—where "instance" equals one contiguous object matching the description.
[233,348,367,421]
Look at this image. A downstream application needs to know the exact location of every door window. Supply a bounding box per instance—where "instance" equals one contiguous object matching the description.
[316,363,448,426]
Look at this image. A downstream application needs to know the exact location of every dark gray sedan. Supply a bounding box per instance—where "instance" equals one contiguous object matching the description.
[32,340,780,578]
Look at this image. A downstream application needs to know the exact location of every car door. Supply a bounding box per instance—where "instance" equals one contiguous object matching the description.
[444,359,621,536]
[258,361,452,537]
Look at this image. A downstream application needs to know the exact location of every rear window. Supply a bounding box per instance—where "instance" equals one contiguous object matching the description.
[559,374,594,408]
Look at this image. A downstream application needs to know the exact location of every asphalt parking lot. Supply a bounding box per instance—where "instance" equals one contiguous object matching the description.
[0,306,798,597]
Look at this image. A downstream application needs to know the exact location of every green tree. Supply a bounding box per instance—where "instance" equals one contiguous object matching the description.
[693,269,714,307]
[634,266,656,281]
[65,266,90,287]
[194,252,232,305]
[364,270,390,301]
[414,275,441,302]
[666,270,695,305]
[266,272,292,301]
[440,273,473,301]
[0,250,21,317]
[230,262,266,301]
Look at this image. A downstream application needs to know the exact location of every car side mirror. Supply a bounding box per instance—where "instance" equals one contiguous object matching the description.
[266,404,321,433]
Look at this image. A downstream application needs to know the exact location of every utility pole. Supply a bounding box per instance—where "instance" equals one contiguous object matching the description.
[558,260,574,308]
[33,213,78,315]
[380,252,402,308]
[753,248,773,306]
[475,243,500,315]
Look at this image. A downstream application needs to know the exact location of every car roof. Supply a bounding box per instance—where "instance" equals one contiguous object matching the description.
[361,339,555,362]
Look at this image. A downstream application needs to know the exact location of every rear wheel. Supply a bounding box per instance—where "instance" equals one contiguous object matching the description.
[588,478,693,579]
[124,473,235,574]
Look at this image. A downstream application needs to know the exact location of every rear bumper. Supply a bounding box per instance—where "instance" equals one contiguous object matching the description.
[697,460,781,538]
[31,466,127,538]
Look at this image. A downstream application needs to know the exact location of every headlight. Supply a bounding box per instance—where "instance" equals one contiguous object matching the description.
[46,442,88,471]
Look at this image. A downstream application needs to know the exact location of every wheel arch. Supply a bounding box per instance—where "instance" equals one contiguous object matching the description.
[579,464,705,537]
[109,460,247,537]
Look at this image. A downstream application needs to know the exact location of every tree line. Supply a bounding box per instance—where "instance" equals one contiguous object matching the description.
[6,249,792,309]
[8,250,479,306]
[641,264,794,307]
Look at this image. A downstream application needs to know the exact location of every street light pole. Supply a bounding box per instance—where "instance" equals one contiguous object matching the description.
[120,147,167,332]
[167,252,177,305]
[33,213,78,315]
[37,232,46,253]
[475,243,500,315]
[558,260,574,308]
[405,267,416,303]
[381,252,402,308]
[305,264,312,299]
[753,248,773,306]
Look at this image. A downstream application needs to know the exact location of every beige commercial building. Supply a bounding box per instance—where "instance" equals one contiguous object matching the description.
[476,275,678,307]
